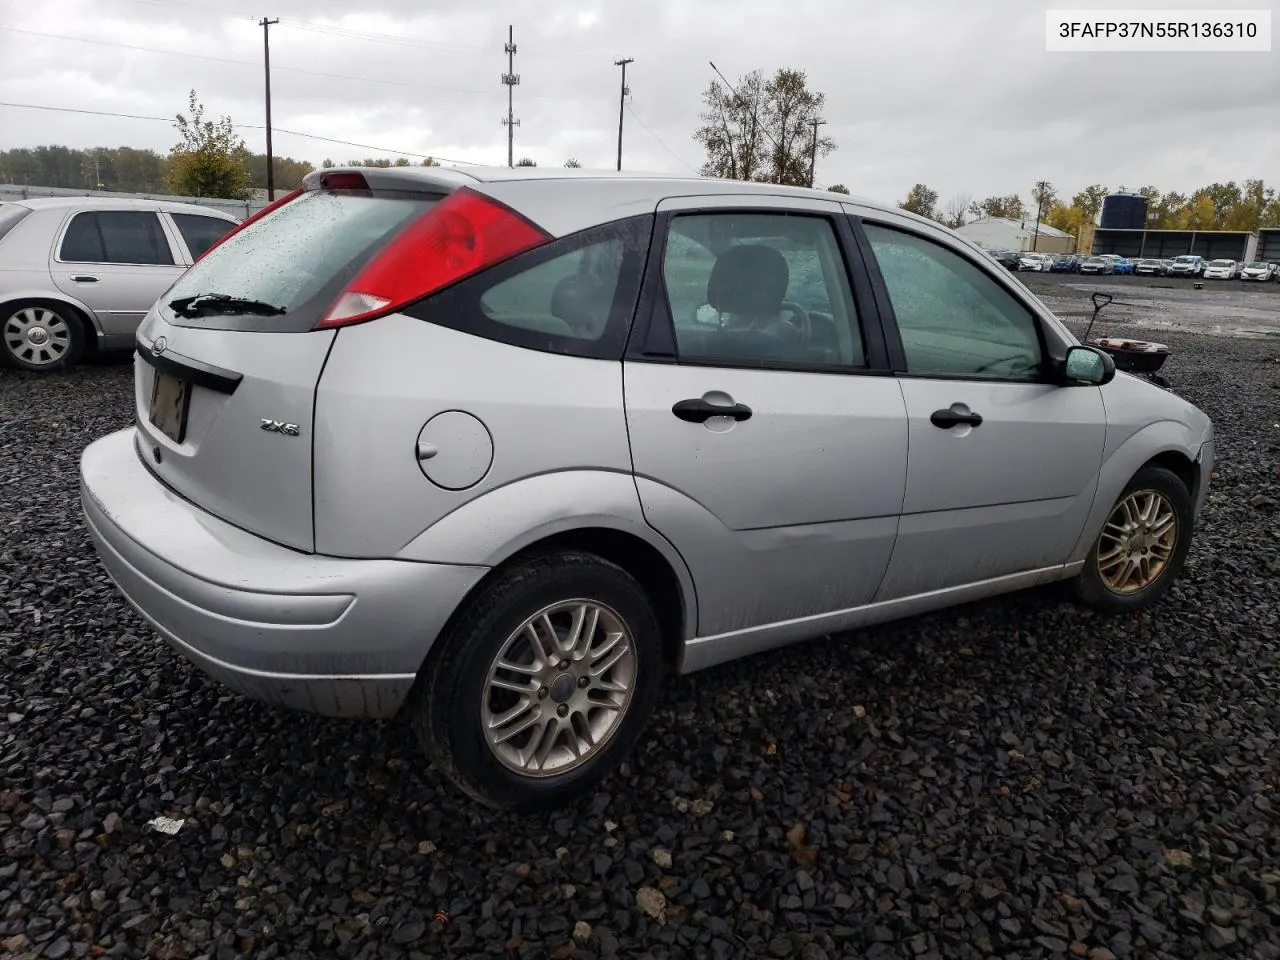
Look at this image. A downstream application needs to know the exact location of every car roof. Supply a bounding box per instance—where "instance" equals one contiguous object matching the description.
[322,163,887,211]
[12,196,239,219]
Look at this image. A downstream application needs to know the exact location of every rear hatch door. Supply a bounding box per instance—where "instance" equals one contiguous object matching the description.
[132,178,448,551]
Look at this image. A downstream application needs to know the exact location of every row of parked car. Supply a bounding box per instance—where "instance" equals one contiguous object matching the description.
[985,249,1280,281]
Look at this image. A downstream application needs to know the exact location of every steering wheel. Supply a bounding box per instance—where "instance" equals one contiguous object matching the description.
[779,300,812,343]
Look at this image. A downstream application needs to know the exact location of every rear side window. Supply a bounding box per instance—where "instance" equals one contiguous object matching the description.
[163,189,441,332]
[0,204,31,245]
[406,215,652,360]
[171,212,235,261]
[60,211,174,265]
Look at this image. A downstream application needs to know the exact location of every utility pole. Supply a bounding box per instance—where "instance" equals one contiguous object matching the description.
[1032,179,1048,253]
[260,17,279,200]
[807,118,826,188]
[500,25,520,168]
[614,58,633,172]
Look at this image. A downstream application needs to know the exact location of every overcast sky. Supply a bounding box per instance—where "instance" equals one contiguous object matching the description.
[0,0,1276,206]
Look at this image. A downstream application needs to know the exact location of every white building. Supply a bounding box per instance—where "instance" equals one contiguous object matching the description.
[955,217,1075,254]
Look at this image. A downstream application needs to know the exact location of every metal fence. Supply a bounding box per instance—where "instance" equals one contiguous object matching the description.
[0,183,268,219]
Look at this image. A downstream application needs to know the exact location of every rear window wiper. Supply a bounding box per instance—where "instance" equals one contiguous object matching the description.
[169,293,287,317]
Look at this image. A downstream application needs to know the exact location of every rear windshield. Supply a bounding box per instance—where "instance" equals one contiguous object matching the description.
[162,189,441,332]
[0,204,32,245]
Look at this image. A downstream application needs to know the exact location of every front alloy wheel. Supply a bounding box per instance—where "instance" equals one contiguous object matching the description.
[1070,465,1193,612]
[1096,489,1178,595]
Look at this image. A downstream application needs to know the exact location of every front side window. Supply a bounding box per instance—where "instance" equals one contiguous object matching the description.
[864,223,1043,380]
[171,212,235,261]
[60,211,174,265]
[660,212,863,367]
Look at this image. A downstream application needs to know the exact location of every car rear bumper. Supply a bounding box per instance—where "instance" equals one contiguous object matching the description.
[80,428,488,718]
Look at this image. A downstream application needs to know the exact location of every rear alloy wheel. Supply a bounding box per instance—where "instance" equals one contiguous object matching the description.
[1,303,84,371]
[412,552,664,810]
[1070,465,1193,613]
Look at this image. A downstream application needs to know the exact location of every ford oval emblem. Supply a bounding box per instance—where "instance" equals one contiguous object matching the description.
[152,336,167,356]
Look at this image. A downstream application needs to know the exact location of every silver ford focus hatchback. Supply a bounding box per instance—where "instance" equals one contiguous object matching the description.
[80,166,1214,809]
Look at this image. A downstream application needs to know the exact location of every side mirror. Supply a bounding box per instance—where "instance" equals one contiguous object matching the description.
[1062,345,1115,386]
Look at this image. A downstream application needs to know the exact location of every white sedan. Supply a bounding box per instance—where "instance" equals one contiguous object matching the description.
[1239,261,1276,281]
[1202,259,1238,280]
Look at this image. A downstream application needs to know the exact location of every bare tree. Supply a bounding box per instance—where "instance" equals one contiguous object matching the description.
[940,193,971,228]
[693,67,834,186]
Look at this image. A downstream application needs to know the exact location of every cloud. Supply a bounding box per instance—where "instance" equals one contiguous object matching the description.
[0,0,1275,205]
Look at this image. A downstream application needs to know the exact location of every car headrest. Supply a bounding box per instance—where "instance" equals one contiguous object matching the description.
[707,244,789,318]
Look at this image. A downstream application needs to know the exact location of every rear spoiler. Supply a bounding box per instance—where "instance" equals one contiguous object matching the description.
[301,166,478,195]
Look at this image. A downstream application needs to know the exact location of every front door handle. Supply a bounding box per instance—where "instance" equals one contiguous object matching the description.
[70,275,99,283]
[930,405,983,429]
[672,398,753,423]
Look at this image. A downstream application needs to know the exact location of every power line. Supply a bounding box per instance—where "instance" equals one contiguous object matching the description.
[0,101,483,166]
[94,0,602,59]
[624,104,699,173]
[0,26,607,103]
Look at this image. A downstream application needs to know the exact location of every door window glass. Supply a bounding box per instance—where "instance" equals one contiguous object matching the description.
[661,212,863,367]
[60,211,174,265]
[171,212,235,261]
[864,224,1042,379]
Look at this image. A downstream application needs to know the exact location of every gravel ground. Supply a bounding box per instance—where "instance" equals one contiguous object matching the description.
[1023,273,1280,339]
[2,331,1279,960]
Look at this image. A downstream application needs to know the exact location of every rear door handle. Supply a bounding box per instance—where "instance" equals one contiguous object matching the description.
[672,398,753,423]
[70,275,99,283]
[930,405,983,429]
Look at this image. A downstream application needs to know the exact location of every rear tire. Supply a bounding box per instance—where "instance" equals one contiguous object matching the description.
[411,551,665,811]
[1070,466,1193,614]
[0,301,86,371]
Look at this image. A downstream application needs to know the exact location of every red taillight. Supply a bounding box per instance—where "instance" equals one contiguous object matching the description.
[316,187,552,329]
[193,188,303,264]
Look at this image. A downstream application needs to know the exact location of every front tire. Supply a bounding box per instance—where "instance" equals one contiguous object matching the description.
[0,302,85,371]
[1070,466,1193,613]
[412,551,664,811]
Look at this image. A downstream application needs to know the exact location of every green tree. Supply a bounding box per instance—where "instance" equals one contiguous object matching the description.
[516,157,537,167]
[564,158,582,168]
[1031,181,1057,220]
[164,91,252,199]
[243,153,314,191]
[827,184,850,194]
[1071,184,1109,223]
[421,157,441,167]
[1147,191,1186,228]
[969,194,1026,221]
[693,67,835,186]
[900,183,939,220]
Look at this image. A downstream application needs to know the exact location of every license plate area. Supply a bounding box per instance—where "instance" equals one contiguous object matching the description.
[149,371,191,444]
